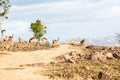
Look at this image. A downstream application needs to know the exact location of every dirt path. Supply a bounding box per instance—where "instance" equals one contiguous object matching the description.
[0,44,80,80]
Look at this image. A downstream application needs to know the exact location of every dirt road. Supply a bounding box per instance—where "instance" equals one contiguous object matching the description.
[0,44,79,80]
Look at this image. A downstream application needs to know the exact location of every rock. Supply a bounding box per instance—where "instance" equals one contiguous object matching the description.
[64,53,72,60]
[64,51,82,64]
[112,52,120,59]
[86,78,94,80]
[90,51,107,62]
[105,52,113,59]
[98,71,112,80]
[64,52,76,64]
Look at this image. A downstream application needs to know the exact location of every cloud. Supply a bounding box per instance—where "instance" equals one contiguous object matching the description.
[9,0,120,24]
[10,0,75,5]
[112,6,120,17]
[3,0,120,42]
[3,20,33,41]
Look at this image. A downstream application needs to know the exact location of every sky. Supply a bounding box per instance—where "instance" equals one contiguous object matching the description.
[2,0,120,42]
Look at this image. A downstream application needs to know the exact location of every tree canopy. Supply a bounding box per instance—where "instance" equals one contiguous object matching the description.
[0,0,10,20]
[1,29,5,37]
[0,0,10,37]
[30,20,47,41]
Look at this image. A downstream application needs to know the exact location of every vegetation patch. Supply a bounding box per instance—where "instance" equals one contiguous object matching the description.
[40,48,120,80]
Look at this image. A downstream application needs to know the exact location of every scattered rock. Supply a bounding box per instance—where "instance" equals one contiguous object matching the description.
[105,52,114,59]
[64,51,82,64]
[112,52,120,59]
[90,51,107,62]
[98,71,112,80]
[50,62,56,64]
[86,78,94,80]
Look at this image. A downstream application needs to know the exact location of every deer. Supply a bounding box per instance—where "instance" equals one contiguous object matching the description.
[41,37,48,44]
[80,39,87,49]
[7,34,14,46]
[29,36,36,43]
[2,34,14,50]
[52,38,59,45]
[5,34,14,42]
[18,37,25,44]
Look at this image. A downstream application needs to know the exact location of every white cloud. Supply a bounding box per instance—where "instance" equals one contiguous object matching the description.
[9,0,120,23]
[3,20,33,41]
[3,0,120,42]
[4,20,29,33]
[10,1,87,15]
[112,6,120,17]
[93,5,120,19]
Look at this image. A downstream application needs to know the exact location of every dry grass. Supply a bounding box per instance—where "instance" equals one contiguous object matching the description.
[40,47,120,80]
[41,60,120,80]
[0,44,120,80]
[0,43,53,52]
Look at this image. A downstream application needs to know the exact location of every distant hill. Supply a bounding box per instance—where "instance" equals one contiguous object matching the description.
[87,36,120,46]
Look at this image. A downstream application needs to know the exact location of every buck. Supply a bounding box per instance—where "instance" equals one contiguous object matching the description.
[18,37,25,44]
[80,39,87,49]
[41,37,48,44]
[2,34,14,50]
[29,36,36,43]
[52,38,59,45]
[5,34,14,42]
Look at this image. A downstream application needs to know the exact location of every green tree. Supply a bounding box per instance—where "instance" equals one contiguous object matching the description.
[0,0,10,19]
[0,0,11,37]
[1,29,5,38]
[30,20,47,41]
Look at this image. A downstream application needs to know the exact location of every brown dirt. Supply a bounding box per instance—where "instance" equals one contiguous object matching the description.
[0,44,80,80]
